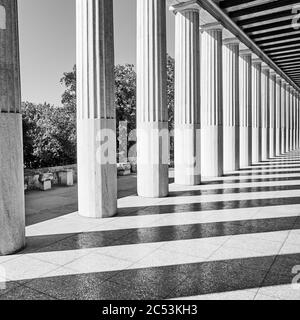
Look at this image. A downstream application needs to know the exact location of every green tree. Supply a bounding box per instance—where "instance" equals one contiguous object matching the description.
[22,102,76,168]
[167,55,175,132]
[60,65,76,110]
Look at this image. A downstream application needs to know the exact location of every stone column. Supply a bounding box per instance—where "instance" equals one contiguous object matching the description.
[293,90,296,150]
[269,71,276,158]
[261,65,269,161]
[200,24,223,177]
[285,85,290,153]
[239,50,252,167]
[296,91,300,149]
[296,92,298,149]
[290,89,294,151]
[223,38,239,172]
[298,93,300,149]
[137,0,169,197]
[296,93,299,149]
[281,81,286,154]
[174,5,201,185]
[76,0,117,218]
[0,0,25,255]
[275,76,282,156]
[252,59,262,163]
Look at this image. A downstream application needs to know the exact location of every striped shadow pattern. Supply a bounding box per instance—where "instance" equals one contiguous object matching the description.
[1,151,300,300]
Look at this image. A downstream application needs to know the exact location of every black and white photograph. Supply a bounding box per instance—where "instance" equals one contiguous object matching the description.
[1,0,300,306]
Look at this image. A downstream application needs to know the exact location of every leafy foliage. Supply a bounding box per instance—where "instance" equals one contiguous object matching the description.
[22,102,76,168]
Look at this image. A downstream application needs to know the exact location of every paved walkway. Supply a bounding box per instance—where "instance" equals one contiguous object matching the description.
[25,174,138,226]
[1,152,300,300]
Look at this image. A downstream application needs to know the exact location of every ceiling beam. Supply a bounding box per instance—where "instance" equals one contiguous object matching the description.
[232,3,299,22]
[269,49,300,57]
[244,20,295,34]
[256,34,300,46]
[263,43,300,53]
[252,30,300,41]
[237,10,294,27]
[194,0,300,90]
[220,0,264,10]
[261,38,300,49]
[277,60,300,66]
[273,56,300,63]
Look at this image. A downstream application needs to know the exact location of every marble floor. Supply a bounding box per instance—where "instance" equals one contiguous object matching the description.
[1,152,300,300]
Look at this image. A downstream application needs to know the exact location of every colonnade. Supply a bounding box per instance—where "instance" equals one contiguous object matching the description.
[1,0,300,255]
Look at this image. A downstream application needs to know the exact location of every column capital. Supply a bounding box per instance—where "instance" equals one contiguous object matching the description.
[200,22,223,32]
[223,37,240,46]
[276,75,282,84]
[261,63,270,74]
[252,57,262,64]
[239,49,252,57]
[170,0,200,14]
[261,62,269,69]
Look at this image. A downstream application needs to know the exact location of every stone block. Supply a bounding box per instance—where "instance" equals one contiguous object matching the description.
[39,173,54,182]
[40,180,52,191]
[58,170,74,186]
[38,173,53,191]
[117,163,131,176]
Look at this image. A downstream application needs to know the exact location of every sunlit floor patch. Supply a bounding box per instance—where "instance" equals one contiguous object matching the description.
[1,152,300,299]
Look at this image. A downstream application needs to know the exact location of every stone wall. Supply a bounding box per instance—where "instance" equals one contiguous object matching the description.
[24,163,137,191]
[24,165,77,190]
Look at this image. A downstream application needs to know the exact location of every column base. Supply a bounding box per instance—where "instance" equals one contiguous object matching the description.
[137,122,169,198]
[77,119,117,219]
[224,126,239,172]
[201,125,223,178]
[0,114,25,256]
[174,124,201,186]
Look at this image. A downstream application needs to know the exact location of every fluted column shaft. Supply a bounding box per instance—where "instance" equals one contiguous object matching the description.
[296,92,300,149]
[223,39,239,172]
[0,0,25,255]
[275,77,282,156]
[285,85,290,153]
[298,94,300,149]
[239,52,252,167]
[293,91,296,150]
[174,8,201,185]
[201,25,223,177]
[269,72,276,158]
[290,90,294,151]
[296,93,299,149]
[261,67,269,161]
[252,60,262,163]
[136,0,169,197]
[281,82,286,154]
[76,0,117,218]
[296,93,298,149]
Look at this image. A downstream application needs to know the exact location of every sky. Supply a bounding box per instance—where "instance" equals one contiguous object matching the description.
[18,0,175,106]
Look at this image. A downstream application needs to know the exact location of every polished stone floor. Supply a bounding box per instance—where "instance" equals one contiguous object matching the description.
[1,152,300,300]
